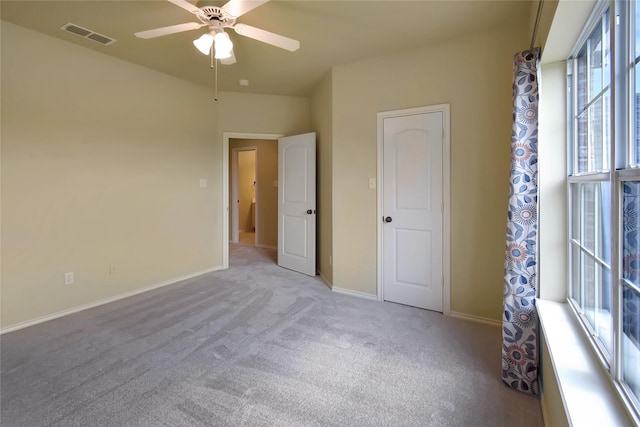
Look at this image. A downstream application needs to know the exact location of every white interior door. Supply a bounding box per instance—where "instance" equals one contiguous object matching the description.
[382,112,444,311]
[278,132,316,276]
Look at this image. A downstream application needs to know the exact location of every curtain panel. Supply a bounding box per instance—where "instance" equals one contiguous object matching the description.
[501,48,540,395]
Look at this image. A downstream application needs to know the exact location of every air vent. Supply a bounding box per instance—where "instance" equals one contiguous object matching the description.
[61,23,116,46]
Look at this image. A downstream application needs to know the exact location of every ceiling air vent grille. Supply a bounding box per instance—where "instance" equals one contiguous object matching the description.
[61,23,116,46]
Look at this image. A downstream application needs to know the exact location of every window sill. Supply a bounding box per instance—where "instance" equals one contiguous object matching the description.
[537,299,637,426]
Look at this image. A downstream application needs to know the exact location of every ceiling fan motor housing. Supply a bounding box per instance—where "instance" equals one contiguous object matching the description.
[196,6,236,27]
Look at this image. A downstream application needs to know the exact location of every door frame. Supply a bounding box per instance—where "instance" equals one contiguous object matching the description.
[230,146,257,243]
[223,132,283,269]
[376,104,451,314]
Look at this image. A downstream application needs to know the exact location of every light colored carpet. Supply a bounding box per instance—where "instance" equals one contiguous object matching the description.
[1,244,544,426]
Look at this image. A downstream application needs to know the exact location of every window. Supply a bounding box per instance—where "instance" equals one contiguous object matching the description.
[568,0,640,418]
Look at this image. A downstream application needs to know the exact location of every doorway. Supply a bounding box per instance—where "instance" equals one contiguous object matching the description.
[224,133,282,268]
[231,148,256,246]
[376,104,451,313]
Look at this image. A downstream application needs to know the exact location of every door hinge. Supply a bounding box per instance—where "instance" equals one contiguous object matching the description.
[442,276,444,288]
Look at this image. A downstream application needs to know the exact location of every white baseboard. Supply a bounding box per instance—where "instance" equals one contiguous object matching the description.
[0,266,226,335]
[448,311,501,327]
[332,286,378,301]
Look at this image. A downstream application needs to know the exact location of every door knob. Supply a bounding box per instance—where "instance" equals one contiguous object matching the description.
[307,209,313,214]
[384,216,392,223]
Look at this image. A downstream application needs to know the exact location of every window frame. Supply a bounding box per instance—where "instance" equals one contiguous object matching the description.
[567,0,640,420]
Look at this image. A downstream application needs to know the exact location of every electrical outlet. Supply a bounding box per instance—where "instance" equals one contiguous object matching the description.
[108,265,116,275]
[199,179,207,188]
[64,272,74,285]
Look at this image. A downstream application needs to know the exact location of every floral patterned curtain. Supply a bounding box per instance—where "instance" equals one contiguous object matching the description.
[502,48,540,395]
[623,181,640,384]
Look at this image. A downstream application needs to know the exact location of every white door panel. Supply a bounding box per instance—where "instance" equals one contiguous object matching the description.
[395,228,430,286]
[396,132,431,210]
[382,112,443,311]
[283,145,308,203]
[282,215,307,257]
[278,133,316,276]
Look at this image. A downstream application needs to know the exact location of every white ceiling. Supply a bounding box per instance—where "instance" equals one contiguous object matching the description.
[1,0,533,96]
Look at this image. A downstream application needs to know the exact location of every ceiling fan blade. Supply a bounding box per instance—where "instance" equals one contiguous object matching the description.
[167,0,201,14]
[221,0,270,18]
[134,22,205,39]
[220,49,237,65]
[233,24,300,51]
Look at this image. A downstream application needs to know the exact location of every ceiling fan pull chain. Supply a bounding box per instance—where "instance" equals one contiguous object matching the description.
[210,46,218,102]
[215,58,219,102]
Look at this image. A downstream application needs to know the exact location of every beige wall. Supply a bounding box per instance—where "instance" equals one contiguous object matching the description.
[310,71,333,285]
[2,21,218,328]
[229,139,278,247]
[0,21,309,329]
[2,14,535,327]
[238,150,256,232]
[217,92,309,136]
[331,21,529,319]
[539,60,567,302]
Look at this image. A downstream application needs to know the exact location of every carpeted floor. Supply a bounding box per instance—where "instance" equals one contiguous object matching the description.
[1,244,544,426]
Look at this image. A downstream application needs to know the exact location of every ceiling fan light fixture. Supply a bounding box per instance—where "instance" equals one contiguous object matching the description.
[214,31,233,59]
[215,49,232,59]
[193,33,214,55]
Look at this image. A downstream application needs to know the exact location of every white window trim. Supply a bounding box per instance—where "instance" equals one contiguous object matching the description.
[538,299,636,426]
[564,0,640,422]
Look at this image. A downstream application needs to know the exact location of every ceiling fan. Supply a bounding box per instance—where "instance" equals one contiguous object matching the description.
[134,0,300,65]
